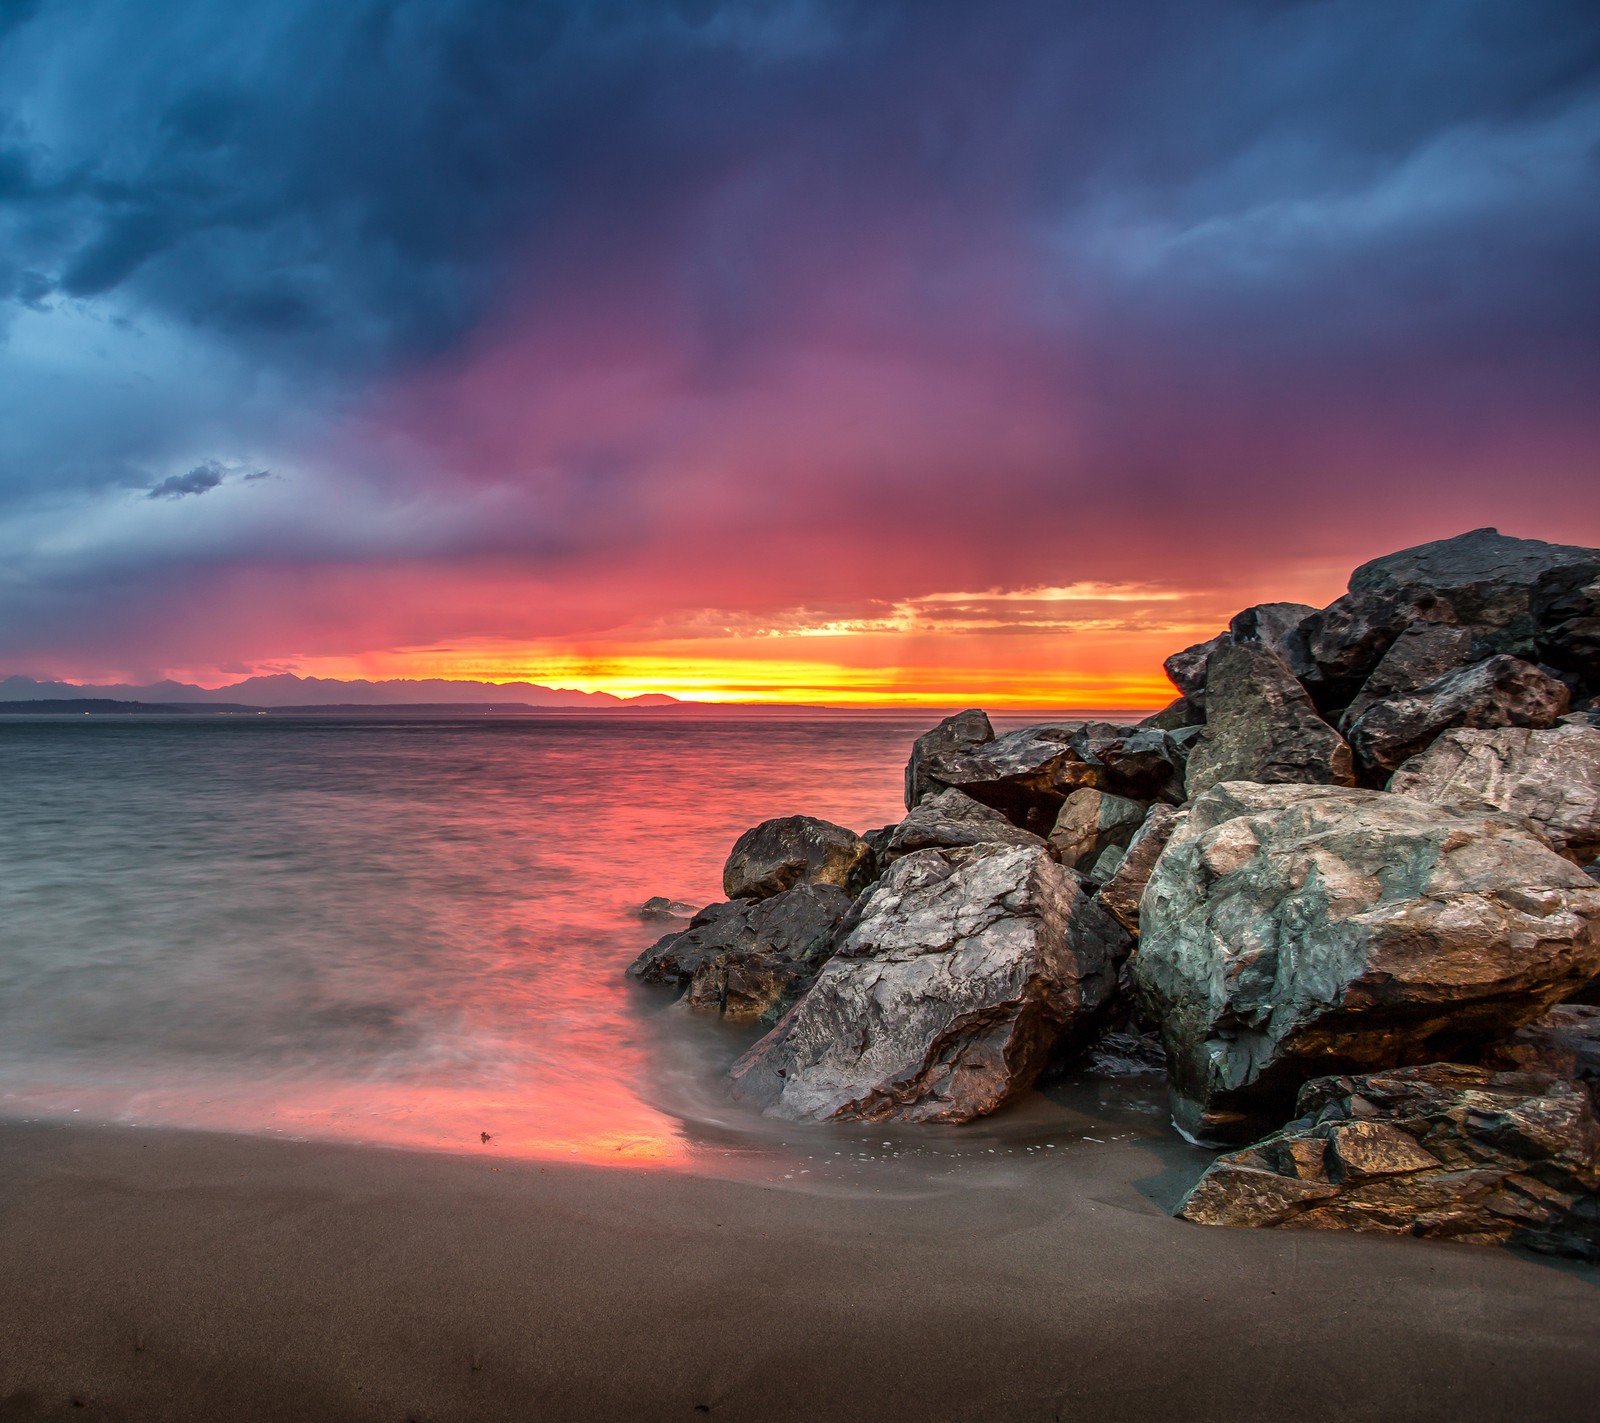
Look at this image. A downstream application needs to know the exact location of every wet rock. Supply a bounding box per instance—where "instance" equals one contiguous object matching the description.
[883,787,1044,862]
[1345,655,1570,774]
[634,896,697,921]
[1134,782,1600,1143]
[723,815,875,901]
[905,708,994,810]
[1177,1063,1600,1260]
[1336,623,1481,734]
[628,883,853,1024]
[1389,722,1600,862]
[729,843,1129,1123]
[1183,642,1356,798]
[1046,788,1147,873]
[1096,804,1187,937]
[1480,1004,1600,1099]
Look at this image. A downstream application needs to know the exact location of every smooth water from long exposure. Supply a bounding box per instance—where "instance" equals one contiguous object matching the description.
[0,714,1198,1184]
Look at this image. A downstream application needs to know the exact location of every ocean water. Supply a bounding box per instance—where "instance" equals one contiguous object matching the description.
[0,714,1189,1180]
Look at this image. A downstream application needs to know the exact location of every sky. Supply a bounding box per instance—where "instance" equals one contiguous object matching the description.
[1,0,1598,707]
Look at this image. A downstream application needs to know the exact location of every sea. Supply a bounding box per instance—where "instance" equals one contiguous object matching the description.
[0,713,1205,1186]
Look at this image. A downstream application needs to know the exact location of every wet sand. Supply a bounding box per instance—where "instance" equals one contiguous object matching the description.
[1,1118,1596,1422]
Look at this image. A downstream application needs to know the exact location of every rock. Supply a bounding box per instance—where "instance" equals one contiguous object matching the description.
[1084,1026,1167,1077]
[1088,844,1126,882]
[1389,722,1600,862]
[905,708,994,810]
[1160,604,1317,713]
[909,719,1191,832]
[1532,559,1600,693]
[1176,1063,1600,1260]
[728,843,1129,1123]
[1183,642,1356,798]
[1133,782,1600,1142]
[1336,623,1481,733]
[1139,697,1203,730]
[1096,804,1187,936]
[1480,1004,1600,1099]
[1344,655,1571,774]
[1285,587,1452,713]
[634,896,697,921]
[883,788,1044,861]
[723,815,875,901]
[1046,788,1147,872]
[1350,527,1599,652]
[628,883,853,1024]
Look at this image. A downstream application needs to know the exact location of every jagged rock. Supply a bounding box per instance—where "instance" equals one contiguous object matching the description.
[1389,722,1600,862]
[1140,696,1203,730]
[1134,782,1600,1142]
[1084,1026,1167,1077]
[904,708,994,809]
[1480,1004,1600,1098]
[723,815,875,900]
[1096,804,1187,936]
[1161,603,1317,712]
[1285,587,1451,713]
[628,883,853,1024]
[728,843,1129,1123]
[1046,788,1147,872]
[1183,642,1356,798]
[1177,1063,1600,1260]
[883,788,1044,861]
[1088,844,1126,882]
[1532,559,1600,693]
[907,721,1186,833]
[634,896,697,921]
[1350,527,1599,651]
[1336,623,1481,733]
[1344,655,1570,774]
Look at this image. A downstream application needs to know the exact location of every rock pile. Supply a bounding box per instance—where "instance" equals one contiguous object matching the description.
[629,528,1600,1256]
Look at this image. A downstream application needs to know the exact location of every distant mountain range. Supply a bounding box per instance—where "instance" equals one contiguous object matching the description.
[0,673,681,709]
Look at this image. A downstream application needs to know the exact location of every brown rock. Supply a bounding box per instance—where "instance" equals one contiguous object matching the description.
[1096,804,1187,936]
[1047,788,1147,873]
[723,815,875,901]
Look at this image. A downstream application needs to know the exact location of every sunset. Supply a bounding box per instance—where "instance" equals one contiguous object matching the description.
[3,2,1599,1419]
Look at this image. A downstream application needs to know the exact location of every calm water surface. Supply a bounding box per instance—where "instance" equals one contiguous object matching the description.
[0,714,1193,1183]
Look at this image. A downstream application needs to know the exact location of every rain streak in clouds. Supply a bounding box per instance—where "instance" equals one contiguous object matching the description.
[1,0,1598,698]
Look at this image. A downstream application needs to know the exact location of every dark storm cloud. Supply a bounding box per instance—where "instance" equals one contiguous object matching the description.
[1,0,1598,670]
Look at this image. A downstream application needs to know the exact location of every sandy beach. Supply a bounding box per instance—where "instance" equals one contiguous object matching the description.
[2,1118,1596,1422]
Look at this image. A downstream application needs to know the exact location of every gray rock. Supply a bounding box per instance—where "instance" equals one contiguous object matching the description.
[1389,722,1600,863]
[1183,642,1356,798]
[1164,632,1228,707]
[1532,559,1600,694]
[728,843,1129,1123]
[1134,782,1600,1142]
[905,708,994,810]
[628,883,853,1024]
[1139,696,1203,730]
[1336,623,1481,734]
[1046,788,1147,872]
[1285,587,1452,713]
[883,787,1044,862]
[1096,804,1187,936]
[634,896,697,921]
[1071,722,1188,804]
[1177,1063,1600,1260]
[1160,603,1317,713]
[1088,844,1127,882]
[1480,1003,1600,1099]
[1350,527,1599,650]
[723,815,875,901]
[1345,655,1570,774]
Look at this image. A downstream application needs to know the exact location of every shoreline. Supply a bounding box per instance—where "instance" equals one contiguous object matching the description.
[3,1116,1596,1421]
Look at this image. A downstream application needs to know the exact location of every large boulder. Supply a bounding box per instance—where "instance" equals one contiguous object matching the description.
[1096,804,1187,937]
[1161,602,1317,712]
[1134,782,1600,1142]
[723,815,875,900]
[728,843,1129,1123]
[1047,788,1147,873]
[1389,722,1600,863]
[1289,528,1598,712]
[1344,655,1570,774]
[907,721,1186,833]
[1183,642,1356,798]
[882,787,1044,862]
[628,883,853,1024]
[1177,1063,1600,1261]
[904,708,993,809]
